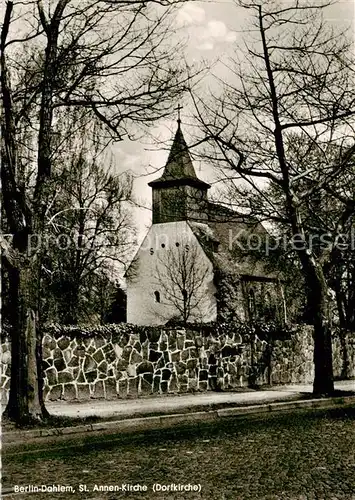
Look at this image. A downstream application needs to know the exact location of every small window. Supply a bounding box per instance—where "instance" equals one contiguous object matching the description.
[161,243,165,248]
[150,248,154,255]
[154,291,161,303]
[175,242,180,247]
[248,288,256,319]
[182,289,188,301]
[264,291,274,321]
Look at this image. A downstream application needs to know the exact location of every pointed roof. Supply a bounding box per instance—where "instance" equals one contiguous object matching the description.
[148,121,210,189]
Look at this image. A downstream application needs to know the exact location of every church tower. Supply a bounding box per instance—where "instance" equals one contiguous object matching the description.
[148,119,210,224]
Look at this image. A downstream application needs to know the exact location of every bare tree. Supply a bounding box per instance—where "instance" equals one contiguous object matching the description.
[155,241,211,325]
[1,0,194,423]
[193,0,355,394]
[261,135,355,330]
[41,149,134,324]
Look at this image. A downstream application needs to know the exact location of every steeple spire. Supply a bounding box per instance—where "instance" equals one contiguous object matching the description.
[148,120,210,224]
[176,103,182,126]
[149,120,207,185]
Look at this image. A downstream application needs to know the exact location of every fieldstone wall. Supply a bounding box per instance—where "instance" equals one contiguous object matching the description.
[1,324,354,402]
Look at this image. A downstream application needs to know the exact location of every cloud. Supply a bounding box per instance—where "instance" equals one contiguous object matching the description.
[176,3,206,26]
[207,20,227,38]
[196,19,237,50]
[196,41,214,51]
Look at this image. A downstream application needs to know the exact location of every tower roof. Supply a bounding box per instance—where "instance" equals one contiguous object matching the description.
[148,122,210,189]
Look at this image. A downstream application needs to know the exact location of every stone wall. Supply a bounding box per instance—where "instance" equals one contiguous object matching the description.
[1,324,354,402]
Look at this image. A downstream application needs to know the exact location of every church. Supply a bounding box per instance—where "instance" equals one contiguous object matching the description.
[126,119,286,326]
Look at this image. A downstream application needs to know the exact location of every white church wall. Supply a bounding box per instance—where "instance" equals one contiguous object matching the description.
[126,221,217,325]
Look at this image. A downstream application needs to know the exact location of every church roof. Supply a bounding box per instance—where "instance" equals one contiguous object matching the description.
[148,122,210,189]
[188,211,282,281]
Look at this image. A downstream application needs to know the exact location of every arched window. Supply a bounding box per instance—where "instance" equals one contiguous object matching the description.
[154,291,160,303]
[248,288,256,320]
[264,291,274,320]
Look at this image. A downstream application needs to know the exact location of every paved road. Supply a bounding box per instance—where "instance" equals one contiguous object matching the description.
[46,381,355,419]
[3,404,355,500]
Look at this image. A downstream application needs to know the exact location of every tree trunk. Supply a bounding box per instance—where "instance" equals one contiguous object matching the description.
[287,209,334,394]
[346,263,355,330]
[1,1,47,424]
[5,265,28,422]
[333,282,349,378]
[26,307,42,417]
[62,279,80,325]
[285,200,335,394]
[312,303,334,395]
[5,261,44,422]
[333,280,347,331]
[300,253,334,395]
[36,322,50,418]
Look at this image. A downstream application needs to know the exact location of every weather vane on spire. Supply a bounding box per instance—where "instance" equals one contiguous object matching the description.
[176,103,183,125]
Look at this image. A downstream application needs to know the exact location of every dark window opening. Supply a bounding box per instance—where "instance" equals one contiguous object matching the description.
[264,291,275,321]
[154,291,161,303]
[161,243,165,248]
[248,288,256,320]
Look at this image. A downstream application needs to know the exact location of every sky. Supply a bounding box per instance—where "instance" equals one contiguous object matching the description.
[2,0,352,246]
[114,0,354,244]
[117,0,251,238]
